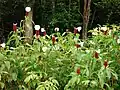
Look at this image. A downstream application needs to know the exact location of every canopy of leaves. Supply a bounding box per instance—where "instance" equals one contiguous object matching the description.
[0,0,120,36]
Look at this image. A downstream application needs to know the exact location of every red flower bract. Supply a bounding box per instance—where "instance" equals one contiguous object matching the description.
[43,31,46,36]
[52,36,56,45]
[76,68,80,75]
[36,30,40,36]
[104,30,108,35]
[75,44,80,48]
[104,60,108,68]
[26,12,29,16]
[74,28,78,35]
[94,51,99,59]
[13,24,17,32]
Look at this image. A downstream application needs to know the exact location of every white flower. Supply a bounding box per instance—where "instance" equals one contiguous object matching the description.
[92,32,98,35]
[66,29,69,32]
[77,26,82,32]
[25,7,31,12]
[108,30,112,35]
[93,27,100,31]
[54,27,59,32]
[80,42,84,47]
[13,23,17,25]
[92,28,98,35]
[0,43,5,48]
[42,47,48,52]
[10,47,15,50]
[90,41,95,45]
[17,36,21,40]
[86,50,90,53]
[55,37,58,40]
[96,49,100,53]
[117,39,120,44]
[101,27,107,31]
[74,38,78,42]
[41,28,45,32]
[34,25,40,30]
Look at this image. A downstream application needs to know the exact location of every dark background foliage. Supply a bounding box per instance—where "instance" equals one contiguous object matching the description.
[0,0,120,37]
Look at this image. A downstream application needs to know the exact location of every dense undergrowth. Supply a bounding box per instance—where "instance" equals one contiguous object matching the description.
[0,25,120,90]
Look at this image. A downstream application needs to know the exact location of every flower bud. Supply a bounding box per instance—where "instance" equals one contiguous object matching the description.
[34,25,40,39]
[52,36,56,45]
[76,68,80,75]
[54,27,59,32]
[75,44,80,48]
[77,26,82,32]
[104,60,108,68]
[25,7,31,16]
[74,27,78,35]
[94,51,99,59]
[13,23,17,32]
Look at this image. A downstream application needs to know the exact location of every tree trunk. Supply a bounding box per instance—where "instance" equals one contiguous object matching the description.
[82,0,91,39]
[24,9,33,44]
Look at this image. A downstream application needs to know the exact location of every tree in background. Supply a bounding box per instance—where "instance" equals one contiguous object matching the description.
[0,0,120,39]
[24,0,35,44]
[82,0,91,39]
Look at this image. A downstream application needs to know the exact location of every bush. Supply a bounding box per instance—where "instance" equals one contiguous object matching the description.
[0,25,120,90]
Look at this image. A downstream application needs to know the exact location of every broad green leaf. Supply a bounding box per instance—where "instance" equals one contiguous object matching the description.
[90,80,98,87]
[70,76,77,86]
[0,82,4,89]
[36,85,45,90]
[111,72,118,80]
[82,80,90,86]
[0,75,1,81]
[98,73,104,88]
[12,73,17,81]
[20,62,24,67]
[24,76,31,84]
[0,53,4,60]
[106,69,111,79]
[52,79,59,86]
[4,61,10,70]
[76,77,80,84]
[86,66,89,77]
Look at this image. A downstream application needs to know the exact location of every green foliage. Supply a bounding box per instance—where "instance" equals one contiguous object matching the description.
[0,25,120,90]
[92,0,120,25]
[50,0,82,29]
